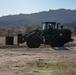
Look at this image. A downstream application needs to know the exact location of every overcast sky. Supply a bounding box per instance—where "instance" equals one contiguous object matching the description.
[0,0,76,17]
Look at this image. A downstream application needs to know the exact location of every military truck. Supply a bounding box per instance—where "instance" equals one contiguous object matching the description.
[17,22,73,48]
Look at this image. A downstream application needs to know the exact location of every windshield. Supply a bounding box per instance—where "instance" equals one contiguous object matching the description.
[42,23,46,30]
[47,24,53,29]
[42,22,58,31]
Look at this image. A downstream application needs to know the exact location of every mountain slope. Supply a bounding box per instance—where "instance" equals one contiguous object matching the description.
[0,9,76,28]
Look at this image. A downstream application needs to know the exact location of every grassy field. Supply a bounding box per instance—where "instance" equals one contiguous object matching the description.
[0,36,76,75]
[27,59,76,75]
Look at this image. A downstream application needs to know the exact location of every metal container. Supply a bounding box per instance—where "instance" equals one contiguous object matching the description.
[5,36,14,45]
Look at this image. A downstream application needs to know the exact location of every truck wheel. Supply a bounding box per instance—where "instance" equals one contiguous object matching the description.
[29,36,41,48]
[26,40,31,48]
[51,37,64,47]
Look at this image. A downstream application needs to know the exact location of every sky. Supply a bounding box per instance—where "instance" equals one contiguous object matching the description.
[0,0,76,17]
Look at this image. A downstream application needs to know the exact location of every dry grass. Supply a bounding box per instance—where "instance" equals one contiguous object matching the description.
[0,35,75,48]
[0,36,76,75]
[27,59,76,75]
[0,36,17,45]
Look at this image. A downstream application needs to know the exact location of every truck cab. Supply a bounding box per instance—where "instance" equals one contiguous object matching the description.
[42,22,59,36]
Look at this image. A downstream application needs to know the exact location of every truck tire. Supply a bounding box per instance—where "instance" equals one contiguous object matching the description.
[51,36,64,47]
[26,39,31,48]
[29,36,41,48]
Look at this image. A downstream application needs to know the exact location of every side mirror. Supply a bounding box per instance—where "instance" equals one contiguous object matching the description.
[61,26,63,29]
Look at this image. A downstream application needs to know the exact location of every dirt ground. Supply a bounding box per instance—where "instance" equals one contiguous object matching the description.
[0,36,76,75]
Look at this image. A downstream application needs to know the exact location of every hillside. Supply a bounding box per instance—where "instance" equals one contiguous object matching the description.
[0,9,76,28]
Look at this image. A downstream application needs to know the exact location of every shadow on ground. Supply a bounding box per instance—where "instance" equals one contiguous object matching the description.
[51,47,71,51]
